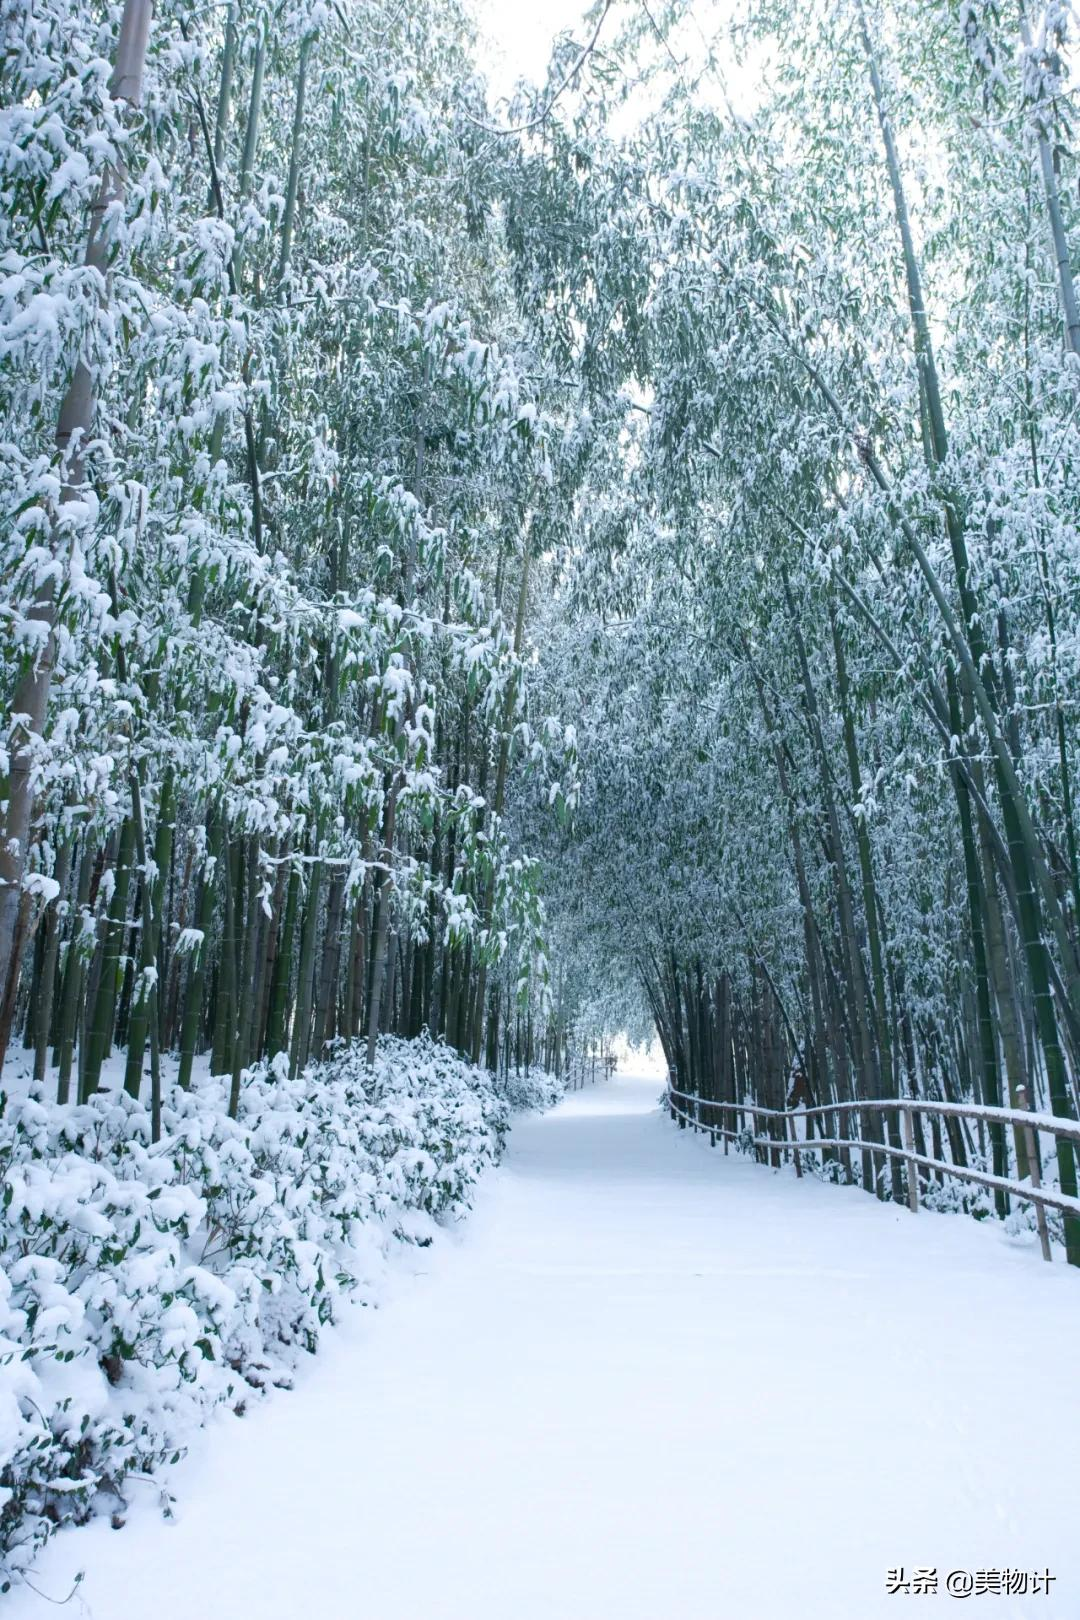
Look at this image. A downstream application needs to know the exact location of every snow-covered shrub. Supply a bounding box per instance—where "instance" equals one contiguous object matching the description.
[0,1036,516,1586]
[494,1065,566,1113]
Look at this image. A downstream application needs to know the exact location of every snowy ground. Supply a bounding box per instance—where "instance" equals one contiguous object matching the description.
[10,1074,1079,1620]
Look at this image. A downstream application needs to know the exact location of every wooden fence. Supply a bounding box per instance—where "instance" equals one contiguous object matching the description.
[565,1046,617,1091]
[665,1079,1080,1264]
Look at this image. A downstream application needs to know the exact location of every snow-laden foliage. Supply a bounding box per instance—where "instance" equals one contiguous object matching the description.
[494,1063,566,1114]
[0,1035,510,1585]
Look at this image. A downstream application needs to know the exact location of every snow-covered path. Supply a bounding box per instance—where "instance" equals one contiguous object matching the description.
[12,1074,1080,1620]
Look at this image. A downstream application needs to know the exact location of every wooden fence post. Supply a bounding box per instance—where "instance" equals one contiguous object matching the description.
[901,1103,918,1213]
[1017,1085,1052,1264]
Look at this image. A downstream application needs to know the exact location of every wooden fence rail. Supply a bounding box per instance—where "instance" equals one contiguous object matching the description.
[665,1080,1080,1264]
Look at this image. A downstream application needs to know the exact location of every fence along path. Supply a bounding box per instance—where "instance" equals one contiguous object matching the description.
[666,1079,1080,1263]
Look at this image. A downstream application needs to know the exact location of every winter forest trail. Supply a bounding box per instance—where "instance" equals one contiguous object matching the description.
[11,1074,1080,1620]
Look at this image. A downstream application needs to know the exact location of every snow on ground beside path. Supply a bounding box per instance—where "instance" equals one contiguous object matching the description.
[9,1074,1079,1620]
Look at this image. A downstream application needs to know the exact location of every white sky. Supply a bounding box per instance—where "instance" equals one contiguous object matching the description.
[472,0,762,122]
[474,0,596,105]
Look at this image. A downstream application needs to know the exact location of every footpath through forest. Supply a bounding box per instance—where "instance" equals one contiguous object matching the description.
[10,1074,1080,1620]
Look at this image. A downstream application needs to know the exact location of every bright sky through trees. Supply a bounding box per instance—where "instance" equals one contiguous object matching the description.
[477,0,594,101]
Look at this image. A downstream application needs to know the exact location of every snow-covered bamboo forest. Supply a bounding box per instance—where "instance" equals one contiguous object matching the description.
[3,0,1080,1611]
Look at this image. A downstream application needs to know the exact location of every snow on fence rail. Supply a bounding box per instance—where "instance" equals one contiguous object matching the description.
[665,1079,1080,1264]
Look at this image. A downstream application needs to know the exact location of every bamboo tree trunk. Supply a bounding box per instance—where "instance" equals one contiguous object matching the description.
[252,845,287,1062]
[124,767,175,1098]
[290,835,324,1078]
[55,837,94,1104]
[212,0,238,173]
[236,834,262,1069]
[82,814,136,1098]
[266,854,300,1062]
[231,35,266,292]
[829,608,900,1182]
[977,816,1030,1178]
[1021,11,1080,355]
[315,870,346,1052]
[365,792,399,1067]
[162,837,194,1050]
[211,837,242,1075]
[178,805,222,1090]
[277,34,313,286]
[946,670,1007,1209]
[33,836,72,1086]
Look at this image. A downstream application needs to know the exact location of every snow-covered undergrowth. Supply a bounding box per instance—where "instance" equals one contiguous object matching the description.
[494,1065,567,1114]
[0,1036,542,1587]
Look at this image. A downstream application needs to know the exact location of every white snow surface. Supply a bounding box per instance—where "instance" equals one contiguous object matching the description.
[10,1073,1080,1620]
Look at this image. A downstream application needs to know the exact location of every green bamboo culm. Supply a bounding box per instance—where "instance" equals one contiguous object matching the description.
[177,805,223,1092]
[124,767,175,1099]
[81,815,137,1101]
